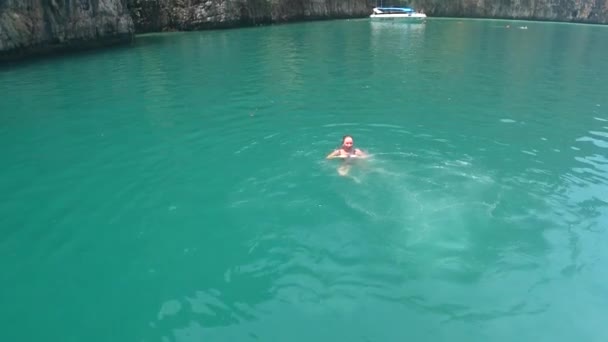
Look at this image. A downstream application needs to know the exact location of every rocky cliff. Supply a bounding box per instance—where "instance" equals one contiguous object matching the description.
[410,0,608,24]
[125,0,608,34]
[126,0,373,33]
[0,0,133,61]
[2,0,608,61]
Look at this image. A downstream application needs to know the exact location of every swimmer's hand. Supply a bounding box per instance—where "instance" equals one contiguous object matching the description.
[326,150,341,159]
[354,150,369,158]
[326,149,369,159]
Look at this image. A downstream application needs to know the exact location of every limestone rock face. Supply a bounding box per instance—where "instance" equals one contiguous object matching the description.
[126,0,608,34]
[0,0,134,60]
[409,0,608,24]
[127,0,374,32]
[2,1,607,61]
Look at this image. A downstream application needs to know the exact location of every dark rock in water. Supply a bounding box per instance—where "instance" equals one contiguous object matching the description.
[0,0,134,62]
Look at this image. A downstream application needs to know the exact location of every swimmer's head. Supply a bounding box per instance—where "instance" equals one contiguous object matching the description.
[342,135,354,150]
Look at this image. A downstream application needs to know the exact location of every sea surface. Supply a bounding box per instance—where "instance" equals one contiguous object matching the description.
[1,18,607,341]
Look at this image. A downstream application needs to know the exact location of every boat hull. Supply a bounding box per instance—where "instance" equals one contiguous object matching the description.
[369,7,427,20]
[370,13,427,19]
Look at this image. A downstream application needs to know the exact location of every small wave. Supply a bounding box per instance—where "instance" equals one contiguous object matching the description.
[367,123,404,129]
[322,123,358,128]
[576,136,608,149]
[589,130,608,139]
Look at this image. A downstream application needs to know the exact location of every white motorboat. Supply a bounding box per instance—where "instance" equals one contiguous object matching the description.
[370,7,427,19]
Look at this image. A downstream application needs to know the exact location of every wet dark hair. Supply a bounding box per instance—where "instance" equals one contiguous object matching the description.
[342,135,353,143]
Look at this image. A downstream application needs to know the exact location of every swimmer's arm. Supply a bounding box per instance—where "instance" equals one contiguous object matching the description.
[326,150,340,159]
[355,149,369,158]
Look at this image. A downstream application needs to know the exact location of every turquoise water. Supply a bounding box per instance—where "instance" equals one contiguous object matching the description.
[1,18,608,341]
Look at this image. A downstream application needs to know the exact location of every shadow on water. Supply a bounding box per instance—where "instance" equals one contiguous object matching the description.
[0,41,137,72]
[0,18,362,72]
